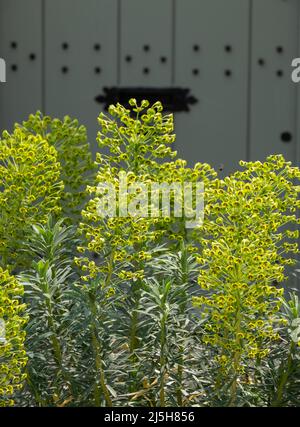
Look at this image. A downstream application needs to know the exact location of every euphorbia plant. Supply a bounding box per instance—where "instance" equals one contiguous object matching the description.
[76,99,216,404]
[18,219,80,407]
[0,127,63,270]
[0,267,27,406]
[16,112,95,222]
[194,155,300,406]
[78,99,216,282]
[1,100,300,408]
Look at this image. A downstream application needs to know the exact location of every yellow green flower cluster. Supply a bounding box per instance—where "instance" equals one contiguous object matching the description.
[77,99,216,288]
[16,112,95,222]
[0,127,63,269]
[194,154,300,375]
[0,268,27,406]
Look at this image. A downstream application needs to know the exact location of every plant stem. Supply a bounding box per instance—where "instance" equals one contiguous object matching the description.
[159,282,172,407]
[176,244,188,406]
[91,327,112,407]
[128,283,142,392]
[45,291,74,404]
[176,354,183,407]
[229,356,240,407]
[88,291,112,407]
[159,311,167,407]
[271,343,295,407]
[25,367,46,407]
[228,296,242,407]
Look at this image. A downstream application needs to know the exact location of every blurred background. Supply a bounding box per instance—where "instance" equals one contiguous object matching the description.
[0,0,300,175]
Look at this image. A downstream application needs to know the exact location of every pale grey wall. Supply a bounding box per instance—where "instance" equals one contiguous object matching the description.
[0,0,300,175]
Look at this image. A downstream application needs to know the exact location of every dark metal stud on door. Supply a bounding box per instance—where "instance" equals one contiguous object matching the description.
[281,132,292,143]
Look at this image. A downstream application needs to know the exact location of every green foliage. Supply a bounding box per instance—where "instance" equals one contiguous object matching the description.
[77,99,216,282]
[0,268,27,406]
[17,112,95,222]
[107,247,204,407]
[1,100,300,408]
[0,127,63,270]
[251,292,300,407]
[194,155,300,405]
[75,100,216,405]
[16,219,80,406]
[270,293,300,406]
[68,277,115,406]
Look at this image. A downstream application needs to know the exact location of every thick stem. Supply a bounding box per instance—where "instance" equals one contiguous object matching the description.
[25,367,46,407]
[159,312,167,407]
[271,343,295,407]
[45,293,73,404]
[88,292,112,407]
[128,285,142,393]
[129,298,140,354]
[228,296,242,407]
[176,243,189,406]
[229,355,240,407]
[91,327,112,407]
[176,356,183,407]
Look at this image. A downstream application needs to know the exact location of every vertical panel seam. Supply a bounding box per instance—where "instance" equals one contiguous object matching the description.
[172,0,176,151]
[117,0,121,86]
[295,0,300,165]
[171,0,176,86]
[41,0,46,113]
[293,0,300,288]
[246,0,253,162]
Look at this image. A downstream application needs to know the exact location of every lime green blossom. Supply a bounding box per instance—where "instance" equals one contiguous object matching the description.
[194,155,300,402]
[0,268,28,406]
[78,99,216,290]
[0,128,63,269]
[16,112,95,222]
